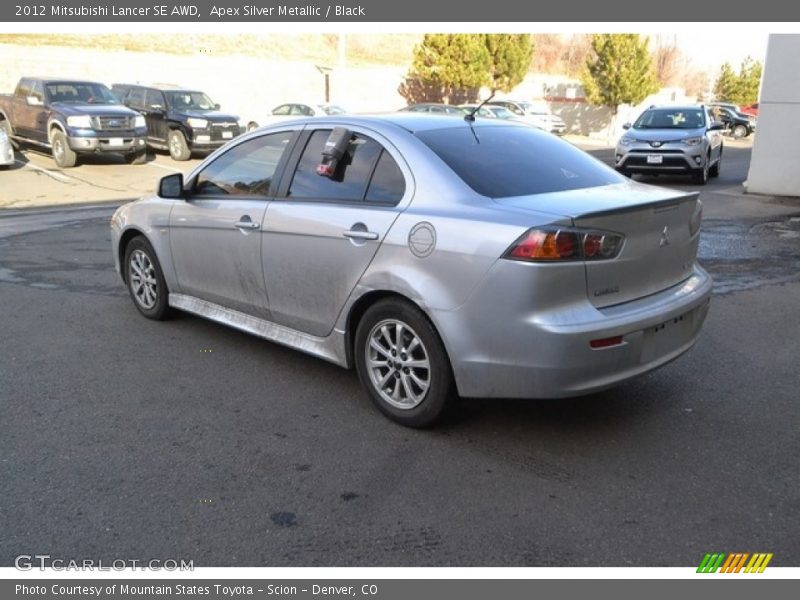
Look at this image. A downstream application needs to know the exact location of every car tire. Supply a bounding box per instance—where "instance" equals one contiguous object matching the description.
[126,149,147,165]
[168,129,191,161]
[732,124,748,139]
[709,148,722,178]
[692,156,710,185]
[51,129,77,168]
[354,298,454,428]
[246,121,259,132]
[123,236,172,320]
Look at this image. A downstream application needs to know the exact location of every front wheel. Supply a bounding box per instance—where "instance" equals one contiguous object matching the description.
[168,129,191,161]
[354,299,454,428]
[709,148,722,178]
[51,130,77,168]
[123,236,172,320]
[692,158,709,185]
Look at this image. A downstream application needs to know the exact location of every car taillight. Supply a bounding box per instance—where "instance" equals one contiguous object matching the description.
[504,228,623,262]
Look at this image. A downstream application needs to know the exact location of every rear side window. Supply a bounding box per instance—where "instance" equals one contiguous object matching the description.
[145,89,164,110]
[416,125,623,198]
[127,88,146,110]
[193,131,294,197]
[288,129,404,204]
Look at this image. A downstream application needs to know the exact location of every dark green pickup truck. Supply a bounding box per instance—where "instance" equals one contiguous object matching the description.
[0,77,148,167]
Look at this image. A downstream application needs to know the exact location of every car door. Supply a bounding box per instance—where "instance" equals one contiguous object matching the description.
[261,127,409,337]
[143,89,168,145]
[168,129,298,319]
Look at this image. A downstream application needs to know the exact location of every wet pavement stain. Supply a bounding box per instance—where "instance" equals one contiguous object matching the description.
[270,512,297,528]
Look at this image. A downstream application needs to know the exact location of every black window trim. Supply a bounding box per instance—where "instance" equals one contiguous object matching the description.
[273,127,406,208]
[183,128,302,202]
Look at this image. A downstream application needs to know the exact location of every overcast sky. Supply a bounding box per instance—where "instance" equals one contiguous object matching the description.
[673,33,770,75]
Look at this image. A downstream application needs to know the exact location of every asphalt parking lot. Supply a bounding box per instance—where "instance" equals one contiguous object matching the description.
[1,137,799,567]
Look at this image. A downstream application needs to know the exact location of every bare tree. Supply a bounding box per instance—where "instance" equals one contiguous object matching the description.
[652,35,682,87]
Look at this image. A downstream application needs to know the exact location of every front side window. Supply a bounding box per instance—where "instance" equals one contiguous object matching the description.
[287,130,404,204]
[193,131,294,197]
[272,104,291,116]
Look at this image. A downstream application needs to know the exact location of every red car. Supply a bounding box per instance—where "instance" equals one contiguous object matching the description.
[740,102,759,118]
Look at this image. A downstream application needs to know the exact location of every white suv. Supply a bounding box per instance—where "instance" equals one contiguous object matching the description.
[487,100,567,135]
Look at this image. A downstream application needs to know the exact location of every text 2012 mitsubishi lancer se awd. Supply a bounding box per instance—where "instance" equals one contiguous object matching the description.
[111,113,712,427]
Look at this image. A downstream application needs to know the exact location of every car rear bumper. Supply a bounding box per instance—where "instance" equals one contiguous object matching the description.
[434,263,713,399]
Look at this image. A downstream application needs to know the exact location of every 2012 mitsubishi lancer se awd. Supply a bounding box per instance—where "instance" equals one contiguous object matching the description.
[111,112,712,427]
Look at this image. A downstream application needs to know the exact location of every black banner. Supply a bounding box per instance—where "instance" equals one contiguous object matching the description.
[3,579,799,600]
[2,0,800,22]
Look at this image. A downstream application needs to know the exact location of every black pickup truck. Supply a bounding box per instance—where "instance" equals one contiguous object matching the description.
[0,77,148,167]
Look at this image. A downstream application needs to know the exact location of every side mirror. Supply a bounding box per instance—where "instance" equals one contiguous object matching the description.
[708,121,725,131]
[622,123,631,130]
[158,173,185,199]
[214,103,221,110]
[26,96,43,107]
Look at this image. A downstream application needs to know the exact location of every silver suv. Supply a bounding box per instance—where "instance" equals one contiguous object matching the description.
[615,105,724,185]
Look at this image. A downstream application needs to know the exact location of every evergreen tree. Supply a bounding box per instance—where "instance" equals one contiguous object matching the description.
[484,34,534,93]
[581,34,659,113]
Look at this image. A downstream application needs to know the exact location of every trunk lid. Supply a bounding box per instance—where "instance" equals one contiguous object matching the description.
[497,182,702,308]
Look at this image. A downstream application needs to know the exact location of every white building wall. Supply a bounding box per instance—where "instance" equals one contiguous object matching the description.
[745,34,800,197]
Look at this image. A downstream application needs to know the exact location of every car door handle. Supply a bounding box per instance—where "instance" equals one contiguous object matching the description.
[235,220,260,230]
[343,230,378,241]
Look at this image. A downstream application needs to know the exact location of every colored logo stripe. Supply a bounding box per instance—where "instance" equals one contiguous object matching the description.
[697,552,773,573]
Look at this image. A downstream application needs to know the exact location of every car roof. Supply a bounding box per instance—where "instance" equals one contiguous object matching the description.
[645,105,706,111]
[267,112,525,133]
[115,83,201,92]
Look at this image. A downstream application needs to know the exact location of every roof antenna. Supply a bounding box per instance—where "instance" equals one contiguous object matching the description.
[465,92,496,122]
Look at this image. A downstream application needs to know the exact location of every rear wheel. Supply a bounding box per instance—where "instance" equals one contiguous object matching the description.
[246,121,259,132]
[123,236,172,320]
[732,124,748,139]
[51,129,77,168]
[168,129,191,161]
[354,299,454,428]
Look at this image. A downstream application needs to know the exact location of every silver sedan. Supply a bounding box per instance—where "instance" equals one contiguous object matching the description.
[111,114,712,427]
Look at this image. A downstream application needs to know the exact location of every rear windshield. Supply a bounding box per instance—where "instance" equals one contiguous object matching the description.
[416,125,623,198]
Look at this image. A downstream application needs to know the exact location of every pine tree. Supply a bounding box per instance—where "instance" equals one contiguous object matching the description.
[484,34,534,93]
[581,34,659,114]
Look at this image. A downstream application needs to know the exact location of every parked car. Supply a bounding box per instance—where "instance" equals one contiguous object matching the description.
[484,105,522,121]
[615,105,724,184]
[0,77,147,167]
[486,99,566,134]
[400,103,466,116]
[111,114,711,427]
[711,106,754,138]
[458,104,498,119]
[739,102,759,118]
[112,83,241,161]
[244,102,348,131]
[0,125,14,167]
